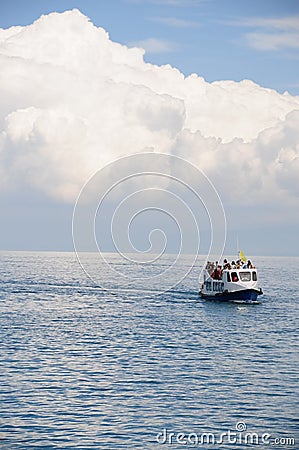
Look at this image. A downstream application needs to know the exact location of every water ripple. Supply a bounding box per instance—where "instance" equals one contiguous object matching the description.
[0,252,298,449]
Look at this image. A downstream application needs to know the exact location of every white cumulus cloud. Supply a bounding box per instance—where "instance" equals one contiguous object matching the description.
[0,8,299,220]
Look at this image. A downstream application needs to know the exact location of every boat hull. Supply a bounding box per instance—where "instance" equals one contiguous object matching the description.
[200,288,262,304]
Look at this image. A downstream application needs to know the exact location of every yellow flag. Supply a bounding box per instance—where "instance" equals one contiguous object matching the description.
[239,250,246,262]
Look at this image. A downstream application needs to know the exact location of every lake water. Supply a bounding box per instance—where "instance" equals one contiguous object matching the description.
[0,252,298,449]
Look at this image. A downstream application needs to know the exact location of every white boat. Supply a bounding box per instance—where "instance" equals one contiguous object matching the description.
[199,255,263,304]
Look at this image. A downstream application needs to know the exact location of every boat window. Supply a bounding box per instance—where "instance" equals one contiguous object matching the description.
[205,281,212,291]
[227,272,231,282]
[252,271,257,281]
[212,281,224,292]
[231,272,239,282]
[239,271,251,282]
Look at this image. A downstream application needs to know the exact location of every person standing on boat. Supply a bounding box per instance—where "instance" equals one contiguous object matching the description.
[217,265,223,279]
[223,259,231,270]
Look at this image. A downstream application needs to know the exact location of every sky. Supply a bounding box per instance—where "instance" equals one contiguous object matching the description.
[0,0,299,256]
[1,0,299,94]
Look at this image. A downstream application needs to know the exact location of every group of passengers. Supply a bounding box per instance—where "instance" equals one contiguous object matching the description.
[223,258,254,270]
[206,258,255,280]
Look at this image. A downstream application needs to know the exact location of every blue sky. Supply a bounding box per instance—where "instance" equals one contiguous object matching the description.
[0,0,299,256]
[1,0,299,94]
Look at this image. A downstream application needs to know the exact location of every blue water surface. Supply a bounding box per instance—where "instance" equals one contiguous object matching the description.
[0,252,298,449]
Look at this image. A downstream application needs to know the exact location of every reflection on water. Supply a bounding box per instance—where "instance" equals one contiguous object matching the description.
[0,252,298,449]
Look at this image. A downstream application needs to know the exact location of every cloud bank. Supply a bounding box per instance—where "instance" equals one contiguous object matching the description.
[0,9,299,217]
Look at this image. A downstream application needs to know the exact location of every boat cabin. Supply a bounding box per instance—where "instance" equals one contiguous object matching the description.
[200,257,262,302]
[203,268,258,294]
